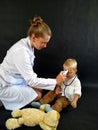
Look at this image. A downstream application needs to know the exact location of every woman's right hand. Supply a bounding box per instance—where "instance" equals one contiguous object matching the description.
[56,71,66,85]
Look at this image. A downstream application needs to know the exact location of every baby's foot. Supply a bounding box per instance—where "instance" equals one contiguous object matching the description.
[31,102,41,108]
[40,104,53,112]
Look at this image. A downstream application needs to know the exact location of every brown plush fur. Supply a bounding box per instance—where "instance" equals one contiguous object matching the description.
[40,91,57,104]
[40,91,70,112]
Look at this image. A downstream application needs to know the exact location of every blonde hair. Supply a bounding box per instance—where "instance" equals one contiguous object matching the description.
[63,58,77,71]
[27,16,52,38]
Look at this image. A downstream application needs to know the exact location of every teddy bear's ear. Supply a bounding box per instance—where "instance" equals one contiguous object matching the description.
[12,110,22,117]
[44,110,60,127]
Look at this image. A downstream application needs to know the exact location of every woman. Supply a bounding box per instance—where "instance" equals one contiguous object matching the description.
[0,16,65,110]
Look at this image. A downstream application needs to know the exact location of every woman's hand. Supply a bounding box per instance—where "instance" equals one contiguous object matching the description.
[56,71,66,85]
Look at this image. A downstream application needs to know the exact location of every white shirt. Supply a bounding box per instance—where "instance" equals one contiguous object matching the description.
[0,37,56,90]
[60,75,82,101]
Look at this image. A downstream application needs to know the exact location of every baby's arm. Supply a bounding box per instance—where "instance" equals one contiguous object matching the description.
[71,94,80,108]
[55,85,61,95]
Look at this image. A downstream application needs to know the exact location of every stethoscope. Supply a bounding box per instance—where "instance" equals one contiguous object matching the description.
[63,74,77,96]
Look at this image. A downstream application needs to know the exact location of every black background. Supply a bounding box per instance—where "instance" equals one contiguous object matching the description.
[0,0,98,87]
[0,1,98,130]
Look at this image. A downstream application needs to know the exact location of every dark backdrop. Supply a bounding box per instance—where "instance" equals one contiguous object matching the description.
[0,0,98,87]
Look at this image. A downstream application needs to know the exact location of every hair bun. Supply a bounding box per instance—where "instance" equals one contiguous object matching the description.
[30,16,43,26]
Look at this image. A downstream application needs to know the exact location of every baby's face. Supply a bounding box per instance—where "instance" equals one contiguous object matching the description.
[66,69,76,78]
[63,66,76,78]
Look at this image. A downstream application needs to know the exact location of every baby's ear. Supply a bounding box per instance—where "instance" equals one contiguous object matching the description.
[76,69,78,73]
[12,110,22,117]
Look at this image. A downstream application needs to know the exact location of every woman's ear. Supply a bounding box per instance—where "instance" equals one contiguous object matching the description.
[31,34,36,41]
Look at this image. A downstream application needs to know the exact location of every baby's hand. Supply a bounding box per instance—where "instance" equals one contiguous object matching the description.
[71,100,77,108]
[55,85,61,95]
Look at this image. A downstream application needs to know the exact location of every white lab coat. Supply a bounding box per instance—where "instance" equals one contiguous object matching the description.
[0,37,56,110]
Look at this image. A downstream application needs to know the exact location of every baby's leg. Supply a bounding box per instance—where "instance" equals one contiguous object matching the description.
[40,90,57,104]
[31,90,56,108]
[52,97,70,112]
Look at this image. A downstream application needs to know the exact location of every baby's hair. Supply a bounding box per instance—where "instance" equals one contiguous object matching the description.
[63,58,77,71]
[27,16,52,37]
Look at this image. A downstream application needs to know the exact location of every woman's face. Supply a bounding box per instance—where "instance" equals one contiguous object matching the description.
[30,34,51,50]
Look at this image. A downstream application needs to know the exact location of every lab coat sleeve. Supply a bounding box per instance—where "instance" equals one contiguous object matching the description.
[12,48,56,90]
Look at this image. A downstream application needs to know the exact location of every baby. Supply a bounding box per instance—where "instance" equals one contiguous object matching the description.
[31,58,82,112]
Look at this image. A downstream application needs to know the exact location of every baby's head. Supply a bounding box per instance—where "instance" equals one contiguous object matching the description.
[63,58,77,78]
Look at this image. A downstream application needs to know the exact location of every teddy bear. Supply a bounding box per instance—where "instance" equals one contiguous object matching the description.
[5,104,60,130]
